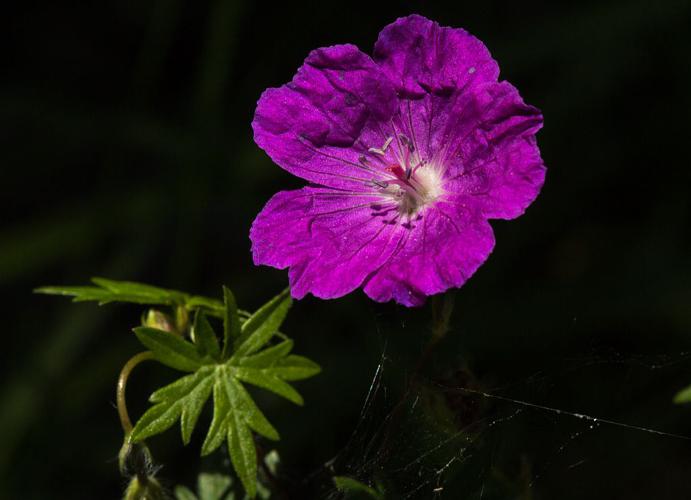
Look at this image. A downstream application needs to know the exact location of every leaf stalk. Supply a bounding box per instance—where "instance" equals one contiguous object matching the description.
[117,351,155,434]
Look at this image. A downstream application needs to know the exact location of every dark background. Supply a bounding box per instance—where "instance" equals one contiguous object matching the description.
[2,1,691,498]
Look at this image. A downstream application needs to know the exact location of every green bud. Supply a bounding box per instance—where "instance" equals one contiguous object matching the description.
[142,309,175,333]
[174,305,189,334]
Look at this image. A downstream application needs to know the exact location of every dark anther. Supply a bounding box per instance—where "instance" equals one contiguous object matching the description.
[399,134,415,152]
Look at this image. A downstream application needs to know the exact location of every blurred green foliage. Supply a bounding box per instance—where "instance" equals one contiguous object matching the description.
[2,0,691,498]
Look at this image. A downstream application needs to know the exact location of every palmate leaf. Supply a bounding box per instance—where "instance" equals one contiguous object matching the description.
[130,288,320,498]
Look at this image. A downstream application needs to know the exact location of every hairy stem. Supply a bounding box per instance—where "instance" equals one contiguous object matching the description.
[117,351,155,434]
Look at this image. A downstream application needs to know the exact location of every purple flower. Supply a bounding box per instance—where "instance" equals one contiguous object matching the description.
[250,14,545,307]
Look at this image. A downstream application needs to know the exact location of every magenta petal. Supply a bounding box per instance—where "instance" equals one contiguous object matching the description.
[250,15,546,307]
[442,82,546,220]
[363,199,495,306]
[250,186,408,299]
[252,44,398,190]
[373,14,499,97]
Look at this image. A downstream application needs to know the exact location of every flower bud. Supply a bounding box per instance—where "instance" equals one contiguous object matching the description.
[142,309,175,333]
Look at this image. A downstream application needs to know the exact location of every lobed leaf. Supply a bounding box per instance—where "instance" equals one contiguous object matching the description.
[150,369,211,403]
[201,379,231,456]
[92,277,188,304]
[233,367,304,405]
[36,277,189,307]
[180,376,215,444]
[227,410,257,499]
[187,295,225,316]
[39,278,319,499]
[233,289,291,358]
[134,327,205,372]
[194,311,221,360]
[222,372,279,441]
[131,403,180,441]
[131,369,213,443]
[222,287,241,359]
[128,286,320,499]
[237,340,293,368]
[270,355,321,381]
[36,278,249,320]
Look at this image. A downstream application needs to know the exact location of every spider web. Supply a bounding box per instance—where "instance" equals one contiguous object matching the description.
[312,337,691,499]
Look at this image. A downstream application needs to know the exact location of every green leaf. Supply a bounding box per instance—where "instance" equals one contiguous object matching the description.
[130,402,182,441]
[194,311,221,360]
[134,327,205,372]
[35,278,252,321]
[181,377,216,444]
[228,409,257,498]
[333,476,383,499]
[197,473,234,500]
[148,370,204,402]
[174,486,198,500]
[201,380,231,456]
[131,368,214,442]
[92,277,188,303]
[223,373,279,441]
[674,384,691,404]
[198,369,276,498]
[174,472,235,500]
[131,289,319,499]
[233,367,303,405]
[187,295,225,316]
[222,287,241,359]
[187,294,251,321]
[271,355,321,381]
[35,277,189,306]
[238,340,293,368]
[233,289,291,358]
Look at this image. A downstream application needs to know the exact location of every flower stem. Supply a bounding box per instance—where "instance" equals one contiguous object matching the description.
[117,351,155,435]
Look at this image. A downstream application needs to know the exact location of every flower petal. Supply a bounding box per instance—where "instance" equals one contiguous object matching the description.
[251,16,546,307]
[441,82,545,219]
[363,198,495,306]
[373,14,499,97]
[250,186,407,300]
[252,44,398,190]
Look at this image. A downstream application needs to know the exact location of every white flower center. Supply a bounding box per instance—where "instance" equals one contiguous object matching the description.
[387,163,444,216]
[362,135,445,217]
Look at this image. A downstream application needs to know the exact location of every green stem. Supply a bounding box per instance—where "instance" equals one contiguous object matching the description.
[117,351,155,435]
